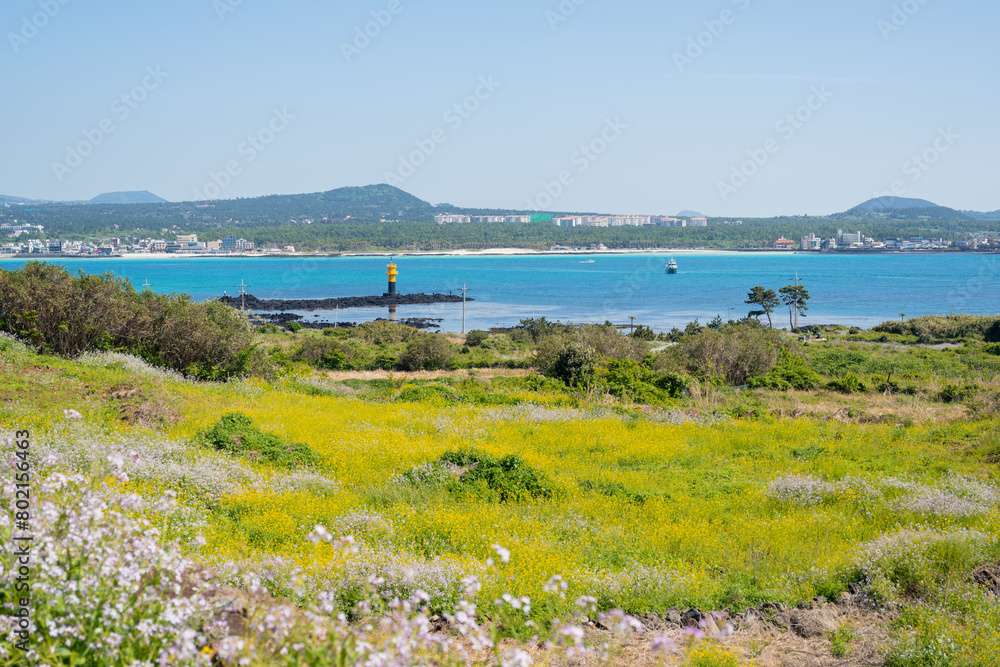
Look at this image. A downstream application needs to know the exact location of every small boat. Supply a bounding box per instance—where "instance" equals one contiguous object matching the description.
[666,258,679,274]
[580,259,595,264]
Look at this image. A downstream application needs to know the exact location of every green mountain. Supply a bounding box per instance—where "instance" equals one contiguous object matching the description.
[89,191,169,204]
[190,184,437,222]
[834,197,972,222]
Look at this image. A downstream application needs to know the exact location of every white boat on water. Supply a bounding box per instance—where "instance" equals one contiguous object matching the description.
[666,258,678,274]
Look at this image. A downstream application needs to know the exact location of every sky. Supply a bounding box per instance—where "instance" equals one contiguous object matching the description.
[1,0,997,217]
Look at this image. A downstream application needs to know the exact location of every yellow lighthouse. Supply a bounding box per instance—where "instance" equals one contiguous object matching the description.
[386,260,398,296]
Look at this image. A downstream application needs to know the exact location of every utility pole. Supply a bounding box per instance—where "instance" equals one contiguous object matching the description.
[628,316,636,334]
[461,282,468,334]
[235,279,250,313]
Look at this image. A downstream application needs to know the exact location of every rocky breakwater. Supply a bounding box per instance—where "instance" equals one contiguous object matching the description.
[219,292,470,311]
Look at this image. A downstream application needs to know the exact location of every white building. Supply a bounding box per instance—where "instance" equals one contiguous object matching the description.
[658,217,686,227]
[609,215,654,226]
[435,214,471,224]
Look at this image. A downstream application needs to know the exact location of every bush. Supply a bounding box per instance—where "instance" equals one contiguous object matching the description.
[373,348,398,370]
[630,325,656,340]
[598,358,688,402]
[144,297,259,380]
[939,383,979,404]
[533,324,647,387]
[747,349,820,390]
[0,262,152,356]
[464,330,489,347]
[827,372,869,394]
[397,333,455,371]
[285,321,302,333]
[988,320,1000,343]
[675,323,783,386]
[874,315,1000,343]
[439,450,556,503]
[198,413,320,468]
[353,320,417,346]
[542,340,599,387]
[0,263,259,380]
[295,337,355,369]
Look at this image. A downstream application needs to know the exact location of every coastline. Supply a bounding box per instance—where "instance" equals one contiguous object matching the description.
[4,247,983,262]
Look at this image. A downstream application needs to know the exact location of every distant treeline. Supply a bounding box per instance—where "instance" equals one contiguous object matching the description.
[5,181,999,250]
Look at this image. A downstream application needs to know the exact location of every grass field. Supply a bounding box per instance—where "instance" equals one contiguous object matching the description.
[2,328,1000,665]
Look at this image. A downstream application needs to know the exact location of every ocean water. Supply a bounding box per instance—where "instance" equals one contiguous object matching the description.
[2,252,998,332]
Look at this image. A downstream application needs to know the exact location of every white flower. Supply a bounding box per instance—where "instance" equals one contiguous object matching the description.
[491,543,511,564]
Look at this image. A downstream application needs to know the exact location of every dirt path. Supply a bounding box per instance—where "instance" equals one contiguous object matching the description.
[321,368,532,381]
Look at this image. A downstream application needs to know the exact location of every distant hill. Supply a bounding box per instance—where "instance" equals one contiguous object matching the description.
[961,209,1000,222]
[189,184,437,222]
[854,196,940,211]
[89,191,168,204]
[834,197,972,222]
[0,195,37,203]
[677,210,705,218]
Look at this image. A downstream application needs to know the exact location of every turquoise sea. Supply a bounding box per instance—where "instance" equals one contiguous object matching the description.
[2,253,998,332]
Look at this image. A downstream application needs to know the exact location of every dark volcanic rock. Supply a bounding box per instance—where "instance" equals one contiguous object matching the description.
[220,293,468,311]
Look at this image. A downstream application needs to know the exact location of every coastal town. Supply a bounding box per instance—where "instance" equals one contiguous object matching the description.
[2,220,996,257]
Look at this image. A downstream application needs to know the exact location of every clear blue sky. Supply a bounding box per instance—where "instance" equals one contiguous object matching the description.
[2,0,996,216]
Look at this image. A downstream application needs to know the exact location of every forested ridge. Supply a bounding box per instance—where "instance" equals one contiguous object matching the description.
[5,184,999,251]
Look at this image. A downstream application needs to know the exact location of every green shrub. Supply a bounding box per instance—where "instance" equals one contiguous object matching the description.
[676,323,783,386]
[630,325,656,340]
[396,383,456,402]
[747,348,820,390]
[544,340,599,387]
[439,450,556,503]
[874,315,1000,343]
[353,320,418,345]
[197,413,319,468]
[373,348,398,370]
[985,320,1000,343]
[295,337,356,370]
[827,372,868,394]
[464,330,489,347]
[0,264,260,380]
[939,383,979,404]
[397,333,455,371]
[285,321,302,333]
